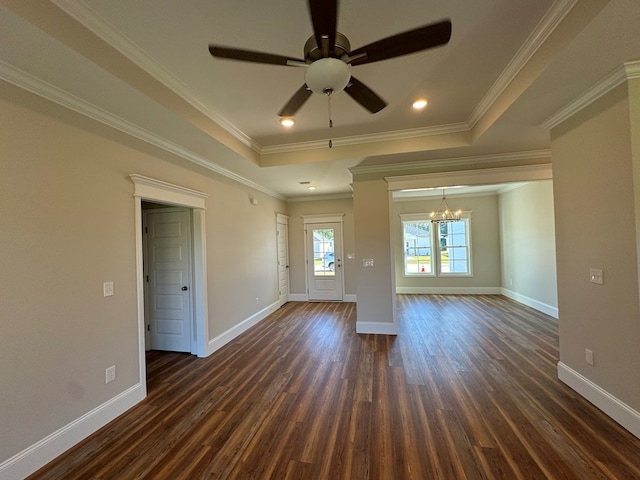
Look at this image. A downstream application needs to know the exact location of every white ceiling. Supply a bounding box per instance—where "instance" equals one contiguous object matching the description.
[1,0,639,199]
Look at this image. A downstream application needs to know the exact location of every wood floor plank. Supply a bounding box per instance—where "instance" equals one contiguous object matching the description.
[27,295,640,480]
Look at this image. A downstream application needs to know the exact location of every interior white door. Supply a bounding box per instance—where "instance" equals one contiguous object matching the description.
[144,208,193,352]
[277,219,290,306]
[307,223,343,301]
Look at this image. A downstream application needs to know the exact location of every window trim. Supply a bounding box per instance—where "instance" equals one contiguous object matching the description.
[401,212,473,278]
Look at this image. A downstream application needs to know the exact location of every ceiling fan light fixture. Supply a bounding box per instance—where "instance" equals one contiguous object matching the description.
[412,98,428,109]
[305,58,351,95]
[280,117,295,127]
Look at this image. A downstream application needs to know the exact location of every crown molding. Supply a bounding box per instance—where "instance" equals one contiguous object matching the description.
[541,60,640,130]
[467,0,578,128]
[286,192,353,203]
[260,123,470,155]
[51,0,261,154]
[385,163,553,192]
[0,60,284,200]
[350,149,551,175]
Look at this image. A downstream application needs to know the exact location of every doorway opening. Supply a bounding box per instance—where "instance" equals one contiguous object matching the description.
[130,174,210,397]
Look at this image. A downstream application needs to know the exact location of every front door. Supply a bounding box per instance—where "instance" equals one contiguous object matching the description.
[307,223,343,301]
[143,208,193,352]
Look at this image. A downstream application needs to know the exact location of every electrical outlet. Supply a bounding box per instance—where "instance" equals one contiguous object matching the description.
[255,297,259,305]
[105,365,116,384]
[585,349,594,366]
[589,268,603,285]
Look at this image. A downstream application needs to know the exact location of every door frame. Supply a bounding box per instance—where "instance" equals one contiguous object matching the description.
[130,175,210,395]
[302,213,345,301]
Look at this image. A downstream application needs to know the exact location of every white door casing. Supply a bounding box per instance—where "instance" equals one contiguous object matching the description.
[130,173,209,399]
[276,214,290,306]
[303,214,344,301]
[144,208,193,352]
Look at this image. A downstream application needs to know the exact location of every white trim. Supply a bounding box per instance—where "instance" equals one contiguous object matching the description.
[0,384,144,480]
[501,288,558,318]
[276,213,289,224]
[557,362,640,440]
[386,164,553,192]
[302,213,345,224]
[286,294,356,303]
[356,321,398,335]
[206,301,280,356]
[192,211,209,357]
[130,175,210,360]
[468,0,578,128]
[351,150,551,176]
[0,61,284,200]
[261,123,469,155]
[396,287,501,295]
[541,60,640,130]
[130,175,208,208]
[51,0,260,154]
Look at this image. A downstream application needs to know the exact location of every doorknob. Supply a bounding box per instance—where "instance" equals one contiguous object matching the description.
[181,286,188,291]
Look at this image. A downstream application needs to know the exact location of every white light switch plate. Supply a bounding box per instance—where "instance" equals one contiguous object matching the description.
[103,281,114,297]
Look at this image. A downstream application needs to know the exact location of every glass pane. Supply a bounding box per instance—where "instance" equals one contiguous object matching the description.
[313,228,335,277]
[403,221,432,274]
[439,220,469,274]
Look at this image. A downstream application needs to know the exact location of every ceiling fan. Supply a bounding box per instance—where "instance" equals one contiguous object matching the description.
[208,0,452,118]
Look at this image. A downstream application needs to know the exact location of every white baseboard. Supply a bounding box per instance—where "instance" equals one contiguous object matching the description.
[0,383,145,480]
[206,301,280,356]
[396,286,502,295]
[502,288,558,318]
[558,362,640,439]
[288,294,356,302]
[356,321,398,335]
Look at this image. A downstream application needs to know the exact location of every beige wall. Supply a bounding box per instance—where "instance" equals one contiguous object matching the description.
[392,194,501,291]
[552,82,640,412]
[0,84,285,462]
[285,198,355,297]
[352,178,396,331]
[499,181,558,311]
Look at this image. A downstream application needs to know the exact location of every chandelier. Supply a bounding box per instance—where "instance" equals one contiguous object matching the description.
[430,189,461,223]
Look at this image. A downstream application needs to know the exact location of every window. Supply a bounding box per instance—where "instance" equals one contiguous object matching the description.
[402,220,433,275]
[402,214,471,276]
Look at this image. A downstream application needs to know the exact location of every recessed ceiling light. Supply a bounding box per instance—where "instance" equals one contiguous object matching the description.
[412,98,428,110]
[307,185,317,191]
[280,117,295,127]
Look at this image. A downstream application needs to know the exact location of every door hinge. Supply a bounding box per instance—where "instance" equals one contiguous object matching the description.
[147,324,150,331]
[144,226,148,234]
[146,275,149,282]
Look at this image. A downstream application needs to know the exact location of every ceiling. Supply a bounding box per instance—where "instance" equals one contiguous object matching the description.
[1,0,639,199]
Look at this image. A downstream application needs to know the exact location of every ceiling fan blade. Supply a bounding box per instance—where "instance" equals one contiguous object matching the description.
[278,85,313,117]
[308,0,338,54]
[349,19,452,66]
[344,77,387,114]
[209,45,305,66]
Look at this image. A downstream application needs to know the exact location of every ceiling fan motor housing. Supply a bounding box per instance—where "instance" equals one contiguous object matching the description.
[305,58,351,94]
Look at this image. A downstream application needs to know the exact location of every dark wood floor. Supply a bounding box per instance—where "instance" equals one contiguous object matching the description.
[29,295,640,479]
